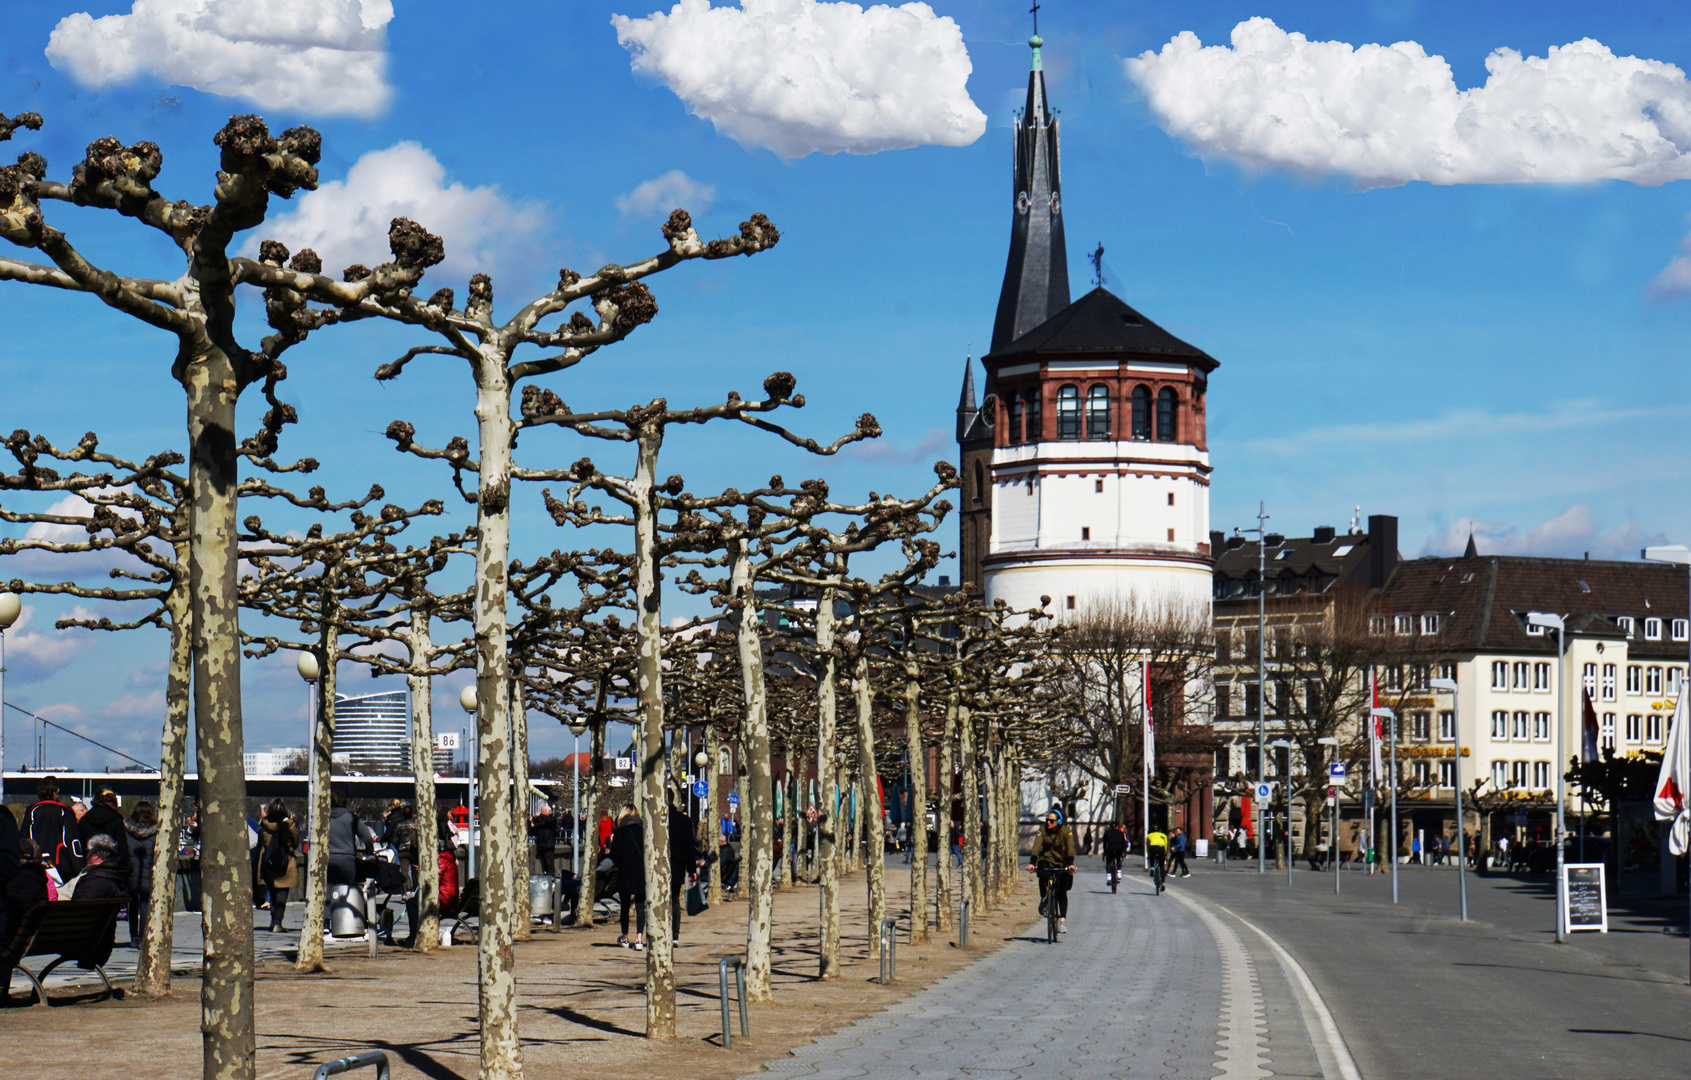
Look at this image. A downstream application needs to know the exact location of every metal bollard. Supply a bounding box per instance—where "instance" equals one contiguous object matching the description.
[878,918,898,984]
[313,1051,390,1080]
[365,894,379,959]
[718,955,749,1048]
[959,898,971,948]
[552,876,564,932]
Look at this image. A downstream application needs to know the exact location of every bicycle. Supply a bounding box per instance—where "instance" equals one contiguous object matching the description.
[1148,852,1168,895]
[1029,865,1072,943]
[1103,852,1123,893]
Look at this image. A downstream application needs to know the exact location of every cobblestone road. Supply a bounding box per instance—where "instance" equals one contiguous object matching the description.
[747,865,1335,1080]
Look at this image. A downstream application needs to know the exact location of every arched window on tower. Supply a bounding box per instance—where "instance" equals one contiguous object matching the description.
[1057,384,1081,439]
[1086,385,1110,440]
[1131,385,1152,440]
[972,460,984,505]
[1156,387,1178,442]
[1025,386,1041,442]
[1007,392,1024,445]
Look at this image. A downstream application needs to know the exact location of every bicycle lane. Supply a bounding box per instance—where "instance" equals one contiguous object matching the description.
[742,867,1335,1080]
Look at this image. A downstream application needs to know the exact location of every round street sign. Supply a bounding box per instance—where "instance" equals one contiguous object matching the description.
[1256,782,1273,800]
[727,792,740,806]
[692,780,708,798]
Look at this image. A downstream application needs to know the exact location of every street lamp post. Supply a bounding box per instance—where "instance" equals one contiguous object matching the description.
[1641,545,1691,983]
[1429,677,1465,921]
[1247,504,1269,874]
[296,650,321,874]
[1527,611,1567,941]
[1317,736,1341,894]
[460,684,478,880]
[0,592,20,780]
[569,720,587,878]
[1269,738,1293,884]
[1373,707,1398,903]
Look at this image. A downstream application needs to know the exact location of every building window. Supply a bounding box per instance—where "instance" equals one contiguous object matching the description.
[1491,661,1508,690]
[1026,478,1034,495]
[1095,478,1104,493]
[1615,615,1635,636]
[1384,665,1403,691]
[1131,385,1151,440]
[1646,617,1662,640]
[1008,392,1024,445]
[971,461,983,506]
[1647,714,1664,743]
[1167,491,1175,506]
[1532,712,1549,740]
[1512,711,1529,740]
[1438,710,1455,740]
[1440,662,1458,682]
[1080,527,1090,541]
[1601,663,1617,701]
[1086,384,1110,440]
[1601,713,1615,749]
[1626,665,1641,694]
[1675,618,1688,642]
[1671,668,1684,695]
[1512,662,1530,691]
[1647,666,1663,695]
[1582,663,1596,697]
[1491,710,1508,740]
[1492,761,1509,788]
[1532,761,1550,789]
[1245,683,1260,718]
[1533,662,1550,691]
[1439,760,1456,788]
[1026,387,1041,441]
[1625,714,1642,742]
[1409,712,1429,740]
[1216,684,1231,718]
[1511,761,1529,788]
[1370,615,1387,636]
[1421,613,1440,634]
[1156,387,1178,442]
[1168,528,1176,542]
[1065,595,1076,610]
[1056,385,1081,439]
[1413,761,1431,786]
[1395,614,1413,635]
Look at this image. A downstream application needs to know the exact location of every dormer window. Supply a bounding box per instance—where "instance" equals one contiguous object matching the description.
[1645,617,1662,640]
[1616,616,1635,637]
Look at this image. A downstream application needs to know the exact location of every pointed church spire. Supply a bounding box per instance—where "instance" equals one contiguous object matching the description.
[956,354,978,442]
[1464,531,1478,559]
[991,30,1071,353]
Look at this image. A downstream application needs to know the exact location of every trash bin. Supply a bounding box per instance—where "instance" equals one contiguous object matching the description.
[530,874,557,919]
[329,883,367,937]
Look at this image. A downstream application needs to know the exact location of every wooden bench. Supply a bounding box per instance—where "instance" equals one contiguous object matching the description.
[2,899,129,1006]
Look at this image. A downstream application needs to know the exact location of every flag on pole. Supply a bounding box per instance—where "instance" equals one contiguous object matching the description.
[1369,667,1383,780]
[1654,691,1690,856]
[1143,658,1155,775]
[1581,687,1600,763]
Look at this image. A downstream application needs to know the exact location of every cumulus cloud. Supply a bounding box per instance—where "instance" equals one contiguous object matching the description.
[46,0,393,118]
[101,690,166,720]
[253,143,547,283]
[1649,215,1691,300]
[1126,18,1691,189]
[617,170,717,220]
[1421,506,1667,560]
[4,605,92,683]
[611,0,986,158]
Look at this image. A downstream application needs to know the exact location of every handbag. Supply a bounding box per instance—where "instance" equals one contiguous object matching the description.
[685,881,707,916]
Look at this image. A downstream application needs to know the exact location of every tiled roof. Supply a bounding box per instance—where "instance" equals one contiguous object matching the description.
[984,287,1218,370]
[1213,531,1373,586]
[1378,555,1688,659]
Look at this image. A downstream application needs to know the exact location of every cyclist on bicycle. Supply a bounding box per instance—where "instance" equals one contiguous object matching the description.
[1101,822,1128,887]
[1026,807,1076,933]
[1145,826,1170,890]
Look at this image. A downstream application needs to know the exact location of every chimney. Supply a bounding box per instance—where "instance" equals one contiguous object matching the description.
[1225,535,1245,550]
[1209,530,1225,554]
[938,575,951,586]
[1368,515,1399,588]
[1313,525,1336,543]
[1264,533,1285,547]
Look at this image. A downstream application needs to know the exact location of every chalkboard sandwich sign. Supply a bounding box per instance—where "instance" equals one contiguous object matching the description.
[1562,863,1608,934]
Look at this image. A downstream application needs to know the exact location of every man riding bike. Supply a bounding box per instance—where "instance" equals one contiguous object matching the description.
[1100,822,1128,889]
[1026,807,1076,934]
[1145,827,1170,892]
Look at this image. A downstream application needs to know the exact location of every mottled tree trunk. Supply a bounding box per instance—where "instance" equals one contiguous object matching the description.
[815,594,841,978]
[472,364,522,1080]
[408,613,439,952]
[902,663,928,944]
[511,677,532,942]
[934,699,956,933]
[184,350,254,1080]
[960,703,983,914]
[853,654,886,957]
[295,623,337,973]
[632,425,675,1038]
[705,722,722,907]
[577,717,605,930]
[138,585,190,996]
[782,764,797,889]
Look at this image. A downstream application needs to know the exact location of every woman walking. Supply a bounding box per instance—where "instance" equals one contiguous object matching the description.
[609,805,646,950]
[258,800,299,933]
[123,800,160,944]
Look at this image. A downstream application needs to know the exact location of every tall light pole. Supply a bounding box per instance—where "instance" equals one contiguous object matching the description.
[460,684,478,880]
[1641,544,1691,982]
[1527,611,1566,941]
[1429,678,1465,920]
[1317,735,1341,894]
[1238,504,1270,873]
[1373,707,1398,903]
[296,650,320,871]
[569,719,587,878]
[0,592,20,780]
[1269,738,1293,885]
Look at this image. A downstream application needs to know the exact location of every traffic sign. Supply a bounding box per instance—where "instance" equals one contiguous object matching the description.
[615,756,632,771]
[1255,782,1275,800]
[692,780,708,798]
[1329,762,1347,781]
[1326,786,1337,802]
[434,732,460,750]
[727,792,740,807]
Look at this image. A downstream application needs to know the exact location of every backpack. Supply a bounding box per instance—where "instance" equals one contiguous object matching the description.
[262,827,290,879]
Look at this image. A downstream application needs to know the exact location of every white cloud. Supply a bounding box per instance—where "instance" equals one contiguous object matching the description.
[844,425,951,465]
[5,605,91,683]
[101,689,166,720]
[1649,214,1691,300]
[1126,18,1691,189]
[611,0,986,159]
[616,170,717,220]
[47,0,393,118]
[1421,506,1667,560]
[253,142,547,283]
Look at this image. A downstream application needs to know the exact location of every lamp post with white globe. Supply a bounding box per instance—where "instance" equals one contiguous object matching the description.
[461,684,478,880]
[0,592,20,779]
[297,650,321,866]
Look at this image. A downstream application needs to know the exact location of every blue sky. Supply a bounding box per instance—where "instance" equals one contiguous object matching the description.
[4,0,1691,769]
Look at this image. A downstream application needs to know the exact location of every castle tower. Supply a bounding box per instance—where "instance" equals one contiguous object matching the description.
[957,35,1218,615]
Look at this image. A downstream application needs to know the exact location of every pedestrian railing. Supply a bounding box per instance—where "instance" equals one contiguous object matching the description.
[878,918,899,984]
[718,955,749,1048]
[958,898,971,948]
[312,1051,390,1080]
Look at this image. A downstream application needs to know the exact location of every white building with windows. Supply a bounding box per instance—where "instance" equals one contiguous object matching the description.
[332,690,410,774]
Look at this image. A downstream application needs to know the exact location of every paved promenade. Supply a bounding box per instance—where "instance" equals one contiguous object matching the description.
[746,866,1340,1080]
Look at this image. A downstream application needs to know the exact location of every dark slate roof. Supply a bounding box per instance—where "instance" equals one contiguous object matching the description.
[1213,530,1373,587]
[984,287,1217,370]
[1377,555,1688,659]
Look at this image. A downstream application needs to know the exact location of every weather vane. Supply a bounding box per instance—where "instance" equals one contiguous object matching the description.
[1090,242,1105,288]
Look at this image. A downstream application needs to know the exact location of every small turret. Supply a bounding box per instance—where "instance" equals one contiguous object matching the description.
[956,355,978,442]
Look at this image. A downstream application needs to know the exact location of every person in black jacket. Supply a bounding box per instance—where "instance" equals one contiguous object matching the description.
[23,776,81,882]
[608,805,645,949]
[669,801,698,945]
[71,834,128,966]
[124,801,160,944]
[79,789,131,879]
[0,803,20,905]
[3,838,50,943]
[529,804,558,877]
